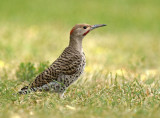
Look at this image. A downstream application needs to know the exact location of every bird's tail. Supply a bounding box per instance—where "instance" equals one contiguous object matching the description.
[18,86,32,95]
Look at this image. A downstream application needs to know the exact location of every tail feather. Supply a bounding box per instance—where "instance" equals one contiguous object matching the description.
[18,82,56,95]
[18,85,42,95]
[18,86,31,94]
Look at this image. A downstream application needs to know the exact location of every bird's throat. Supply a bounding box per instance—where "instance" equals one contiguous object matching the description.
[69,36,83,52]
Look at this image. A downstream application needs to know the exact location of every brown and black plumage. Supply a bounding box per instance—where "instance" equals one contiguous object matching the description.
[18,24,106,98]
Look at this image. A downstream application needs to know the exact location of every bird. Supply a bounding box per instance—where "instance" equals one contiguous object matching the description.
[18,24,106,98]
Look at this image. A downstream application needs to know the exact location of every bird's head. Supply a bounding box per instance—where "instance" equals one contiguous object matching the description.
[69,23,106,52]
[70,24,106,39]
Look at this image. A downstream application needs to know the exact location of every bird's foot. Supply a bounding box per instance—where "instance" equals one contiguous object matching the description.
[58,92,65,99]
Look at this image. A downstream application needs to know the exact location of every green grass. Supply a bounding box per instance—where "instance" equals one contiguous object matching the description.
[0,0,160,118]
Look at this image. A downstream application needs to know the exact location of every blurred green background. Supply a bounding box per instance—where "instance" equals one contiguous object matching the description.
[0,0,160,118]
[0,0,160,32]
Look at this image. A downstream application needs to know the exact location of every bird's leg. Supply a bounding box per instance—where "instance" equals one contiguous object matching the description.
[58,91,65,99]
[57,83,66,99]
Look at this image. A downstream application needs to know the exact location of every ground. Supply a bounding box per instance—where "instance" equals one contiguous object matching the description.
[0,0,160,118]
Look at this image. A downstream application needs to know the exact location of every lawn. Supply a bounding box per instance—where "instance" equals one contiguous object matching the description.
[0,0,160,118]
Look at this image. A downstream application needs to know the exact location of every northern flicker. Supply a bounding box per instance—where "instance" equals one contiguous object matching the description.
[18,24,106,98]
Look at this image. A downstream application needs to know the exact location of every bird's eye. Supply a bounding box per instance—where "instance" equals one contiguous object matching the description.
[83,26,87,29]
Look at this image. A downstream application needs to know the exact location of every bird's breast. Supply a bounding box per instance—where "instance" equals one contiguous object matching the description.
[58,53,86,87]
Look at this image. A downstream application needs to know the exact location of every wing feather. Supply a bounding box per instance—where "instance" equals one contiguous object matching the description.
[30,47,82,88]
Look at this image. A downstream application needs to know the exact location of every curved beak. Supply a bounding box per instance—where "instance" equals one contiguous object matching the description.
[90,24,107,30]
